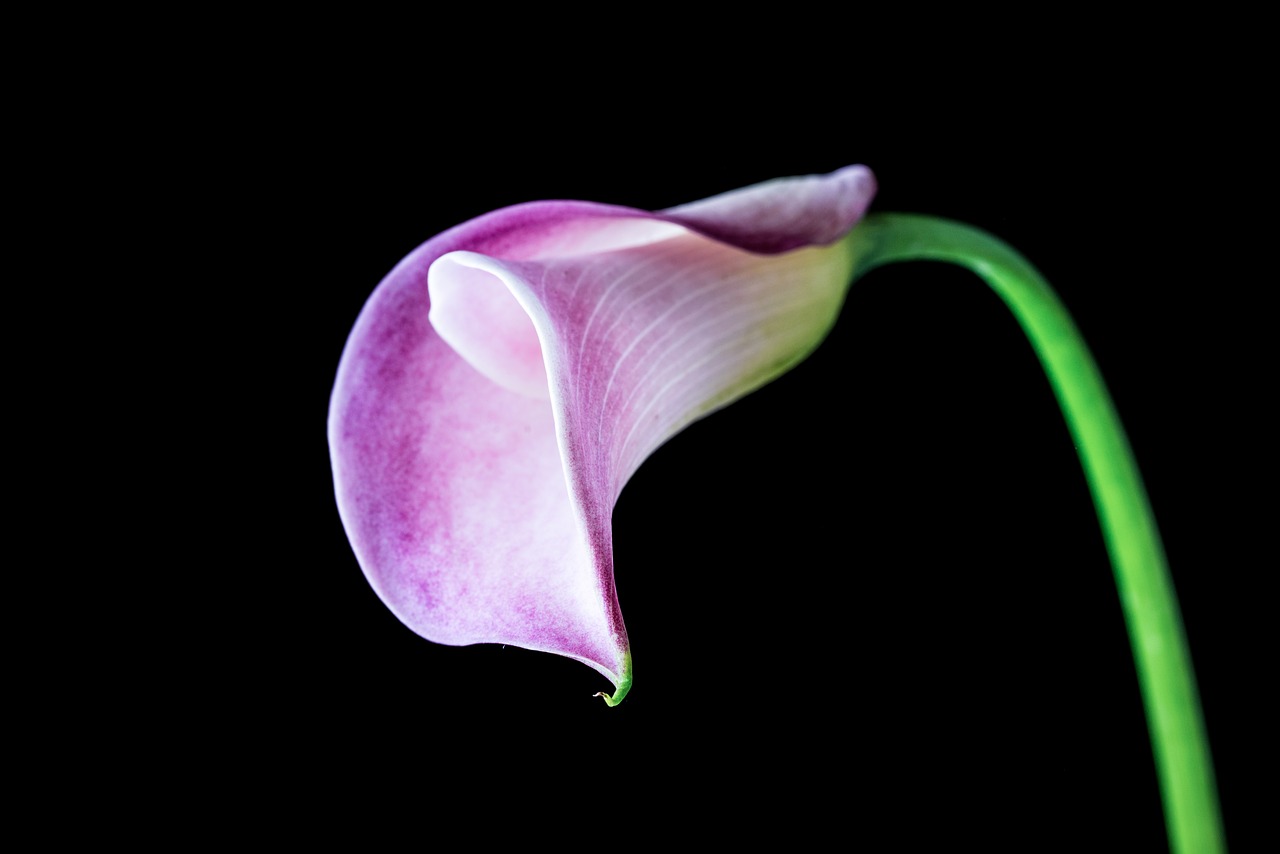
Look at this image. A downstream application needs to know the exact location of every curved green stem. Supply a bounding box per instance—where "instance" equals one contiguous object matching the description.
[843,213,1224,853]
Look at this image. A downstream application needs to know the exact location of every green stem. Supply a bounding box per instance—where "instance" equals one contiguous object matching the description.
[843,213,1224,853]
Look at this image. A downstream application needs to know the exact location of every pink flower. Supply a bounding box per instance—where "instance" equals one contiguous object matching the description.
[328,166,876,704]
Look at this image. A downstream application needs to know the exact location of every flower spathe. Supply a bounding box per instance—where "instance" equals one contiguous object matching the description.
[328,165,876,704]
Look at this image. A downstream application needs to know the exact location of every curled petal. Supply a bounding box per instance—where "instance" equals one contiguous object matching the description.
[661,164,876,252]
[328,166,876,702]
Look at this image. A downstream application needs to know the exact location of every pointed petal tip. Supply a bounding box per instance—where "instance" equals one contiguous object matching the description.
[594,653,633,706]
[594,688,627,707]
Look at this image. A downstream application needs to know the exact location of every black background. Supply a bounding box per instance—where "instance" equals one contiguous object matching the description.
[200,56,1261,849]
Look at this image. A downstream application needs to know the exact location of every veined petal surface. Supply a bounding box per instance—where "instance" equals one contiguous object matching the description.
[328,166,876,701]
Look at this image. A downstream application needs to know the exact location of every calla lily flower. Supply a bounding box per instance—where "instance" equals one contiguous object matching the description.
[329,162,1226,851]
[329,166,876,704]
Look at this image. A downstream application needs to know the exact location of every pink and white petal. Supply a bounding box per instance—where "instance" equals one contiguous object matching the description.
[660,164,876,253]
[330,236,630,686]
[420,225,857,696]
[433,227,857,519]
[329,167,876,701]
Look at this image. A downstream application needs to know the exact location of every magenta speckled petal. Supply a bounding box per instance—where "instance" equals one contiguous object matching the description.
[328,167,876,703]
